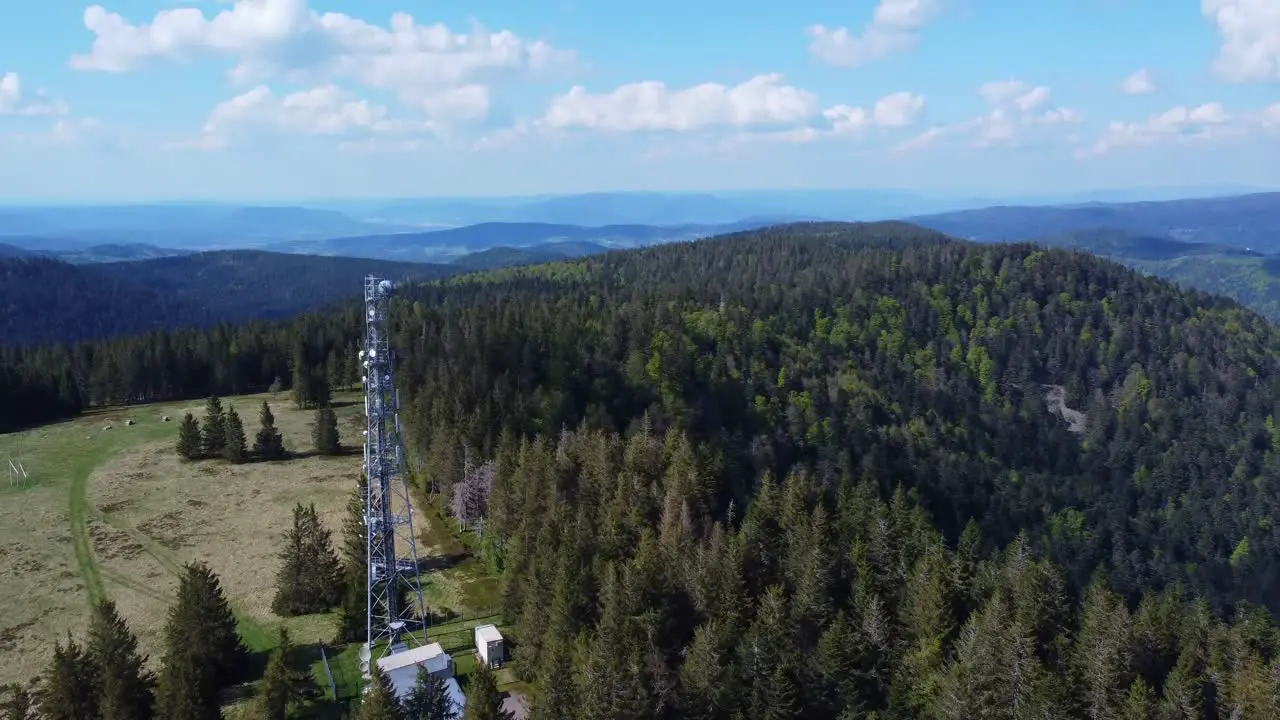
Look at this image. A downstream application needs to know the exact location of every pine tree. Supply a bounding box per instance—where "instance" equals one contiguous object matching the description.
[176,413,201,460]
[87,599,154,720]
[0,682,37,720]
[463,663,512,720]
[273,503,344,616]
[357,664,404,720]
[222,405,246,464]
[35,635,99,720]
[155,561,248,720]
[201,396,226,457]
[255,400,286,460]
[404,668,455,719]
[313,406,341,455]
[258,629,315,719]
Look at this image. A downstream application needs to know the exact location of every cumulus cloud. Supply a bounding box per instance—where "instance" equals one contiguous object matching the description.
[1202,0,1280,82]
[1082,101,1250,156]
[0,72,68,116]
[823,91,926,134]
[899,79,1080,151]
[543,74,818,132]
[977,80,1051,111]
[1120,69,1155,95]
[807,0,941,69]
[69,0,576,126]
[180,83,432,149]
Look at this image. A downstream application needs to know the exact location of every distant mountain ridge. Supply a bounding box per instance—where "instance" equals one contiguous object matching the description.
[4,188,1277,259]
[908,192,1280,250]
[264,219,776,262]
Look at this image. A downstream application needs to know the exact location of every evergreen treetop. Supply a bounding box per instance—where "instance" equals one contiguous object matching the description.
[87,598,154,720]
[223,405,246,464]
[356,664,404,720]
[463,663,512,720]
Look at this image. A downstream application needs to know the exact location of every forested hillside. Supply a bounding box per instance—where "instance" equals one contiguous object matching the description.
[0,251,455,347]
[7,221,1280,716]
[1018,229,1280,323]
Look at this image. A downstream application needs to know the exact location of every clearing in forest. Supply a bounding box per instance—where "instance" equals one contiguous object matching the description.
[0,391,366,687]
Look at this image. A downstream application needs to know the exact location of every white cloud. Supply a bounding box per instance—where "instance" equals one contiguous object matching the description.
[977,80,1051,111]
[543,74,818,132]
[873,91,926,127]
[1083,102,1240,155]
[69,0,576,127]
[822,91,926,135]
[0,116,114,149]
[901,79,1080,151]
[1120,69,1155,94]
[180,83,432,149]
[807,0,941,68]
[1263,103,1280,128]
[419,85,490,124]
[1202,0,1280,82]
[0,72,68,116]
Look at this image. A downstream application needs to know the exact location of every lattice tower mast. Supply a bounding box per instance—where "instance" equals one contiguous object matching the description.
[361,275,428,663]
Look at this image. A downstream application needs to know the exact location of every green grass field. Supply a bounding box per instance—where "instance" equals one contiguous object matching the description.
[1,390,515,716]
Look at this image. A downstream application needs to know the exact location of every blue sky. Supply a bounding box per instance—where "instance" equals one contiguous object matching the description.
[0,0,1277,201]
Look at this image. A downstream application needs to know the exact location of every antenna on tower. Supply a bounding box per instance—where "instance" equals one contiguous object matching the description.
[360,275,430,670]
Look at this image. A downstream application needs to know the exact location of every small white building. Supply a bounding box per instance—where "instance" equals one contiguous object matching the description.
[375,642,455,700]
[474,624,506,668]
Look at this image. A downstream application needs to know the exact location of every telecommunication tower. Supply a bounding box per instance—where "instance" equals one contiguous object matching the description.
[359,275,429,673]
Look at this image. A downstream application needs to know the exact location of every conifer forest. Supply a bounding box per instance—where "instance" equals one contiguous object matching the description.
[7,221,1280,718]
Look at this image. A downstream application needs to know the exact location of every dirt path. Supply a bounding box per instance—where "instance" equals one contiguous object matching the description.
[69,464,108,605]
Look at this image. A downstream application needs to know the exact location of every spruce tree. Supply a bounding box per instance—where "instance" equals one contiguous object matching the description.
[273,503,344,616]
[336,474,370,643]
[313,406,341,455]
[357,664,404,720]
[222,406,247,464]
[255,400,286,461]
[0,682,37,720]
[155,561,248,720]
[291,341,312,410]
[258,629,315,719]
[677,619,741,720]
[87,598,155,720]
[463,663,512,720]
[404,668,455,720]
[200,396,226,457]
[35,635,99,720]
[154,651,216,720]
[176,413,201,460]
[326,348,343,396]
